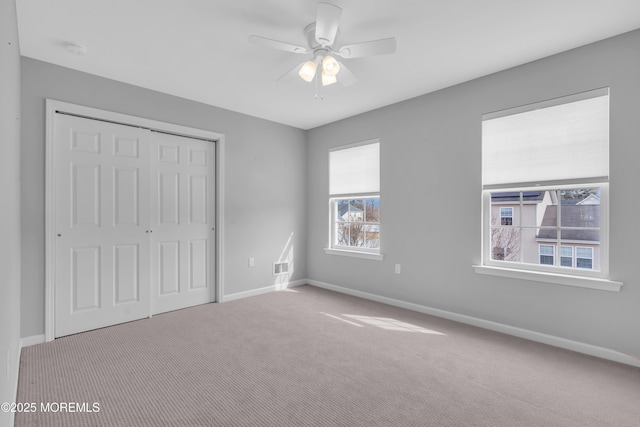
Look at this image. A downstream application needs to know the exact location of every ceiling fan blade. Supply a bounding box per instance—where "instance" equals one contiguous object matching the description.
[337,62,357,87]
[277,62,305,83]
[248,35,309,54]
[338,37,396,58]
[315,2,342,46]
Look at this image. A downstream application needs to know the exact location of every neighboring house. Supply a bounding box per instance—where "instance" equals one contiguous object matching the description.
[490,191,600,270]
[536,203,600,270]
[337,201,364,221]
[335,200,380,248]
[576,194,601,205]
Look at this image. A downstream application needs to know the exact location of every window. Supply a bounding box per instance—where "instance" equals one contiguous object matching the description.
[489,187,602,269]
[539,245,554,265]
[560,246,573,267]
[557,245,594,269]
[500,207,513,225]
[576,247,593,269]
[334,198,380,249]
[479,88,613,286]
[326,140,382,259]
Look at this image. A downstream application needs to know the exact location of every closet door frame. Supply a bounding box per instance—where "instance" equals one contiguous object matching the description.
[45,99,226,342]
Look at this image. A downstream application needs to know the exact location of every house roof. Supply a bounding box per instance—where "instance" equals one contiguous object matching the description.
[536,205,600,242]
[577,194,601,205]
[337,202,363,219]
[491,191,544,203]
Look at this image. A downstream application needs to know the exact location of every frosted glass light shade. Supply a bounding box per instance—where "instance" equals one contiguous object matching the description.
[321,71,337,86]
[298,60,317,82]
[322,55,340,76]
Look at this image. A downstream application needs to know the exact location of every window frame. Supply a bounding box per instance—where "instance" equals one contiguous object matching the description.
[325,139,383,261]
[482,183,608,277]
[477,182,620,291]
[330,196,381,254]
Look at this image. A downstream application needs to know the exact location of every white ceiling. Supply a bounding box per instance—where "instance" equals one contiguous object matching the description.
[16,0,640,130]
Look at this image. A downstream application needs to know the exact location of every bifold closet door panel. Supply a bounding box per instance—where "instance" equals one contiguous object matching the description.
[150,131,215,315]
[54,114,151,337]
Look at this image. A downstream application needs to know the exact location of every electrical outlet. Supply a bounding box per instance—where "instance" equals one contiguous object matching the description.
[395,264,401,274]
[248,257,255,267]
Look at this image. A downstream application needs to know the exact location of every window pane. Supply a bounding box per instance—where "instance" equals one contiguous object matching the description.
[348,222,365,247]
[364,198,380,223]
[559,188,600,228]
[335,221,349,246]
[576,258,593,269]
[576,247,593,258]
[336,200,349,222]
[560,228,600,242]
[365,224,380,248]
[560,188,600,205]
[537,199,558,228]
[491,227,520,261]
[521,191,548,227]
[348,199,364,221]
[335,220,368,248]
[539,245,554,255]
[560,257,573,267]
[540,255,554,265]
[536,227,558,240]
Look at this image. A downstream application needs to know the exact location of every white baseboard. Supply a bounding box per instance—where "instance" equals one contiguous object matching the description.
[20,334,45,348]
[221,279,306,303]
[307,279,640,368]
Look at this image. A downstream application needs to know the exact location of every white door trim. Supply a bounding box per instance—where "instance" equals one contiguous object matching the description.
[45,99,226,342]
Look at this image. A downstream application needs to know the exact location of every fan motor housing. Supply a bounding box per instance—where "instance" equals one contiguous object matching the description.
[304,23,340,50]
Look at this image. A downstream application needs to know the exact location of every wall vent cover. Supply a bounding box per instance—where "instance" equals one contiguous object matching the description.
[273,261,289,276]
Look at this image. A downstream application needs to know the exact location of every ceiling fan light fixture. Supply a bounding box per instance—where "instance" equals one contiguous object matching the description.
[298,60,317,82]
[321,71,337,86]
[322,54,340,76]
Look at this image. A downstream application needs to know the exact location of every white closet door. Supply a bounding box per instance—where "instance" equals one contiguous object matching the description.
[150,132,215,314]
[54,114,151,337]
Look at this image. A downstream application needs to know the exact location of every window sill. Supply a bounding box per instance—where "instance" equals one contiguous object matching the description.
[473,265,622,292]
[324,248,384,261]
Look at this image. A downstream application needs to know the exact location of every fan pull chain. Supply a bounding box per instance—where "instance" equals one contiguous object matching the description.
[314,73,324,100]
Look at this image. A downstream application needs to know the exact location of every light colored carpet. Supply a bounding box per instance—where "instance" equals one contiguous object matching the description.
[16,285,640,426]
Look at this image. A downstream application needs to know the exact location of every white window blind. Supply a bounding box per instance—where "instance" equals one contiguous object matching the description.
[329,141,380,195]
[482,89,609,188]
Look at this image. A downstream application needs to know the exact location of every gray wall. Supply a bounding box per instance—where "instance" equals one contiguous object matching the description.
[0,0,22,425]
[306,29,640,356]
[21,58,307,338]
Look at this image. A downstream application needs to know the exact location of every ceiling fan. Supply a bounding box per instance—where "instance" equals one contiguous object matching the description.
[249,2,397,87]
